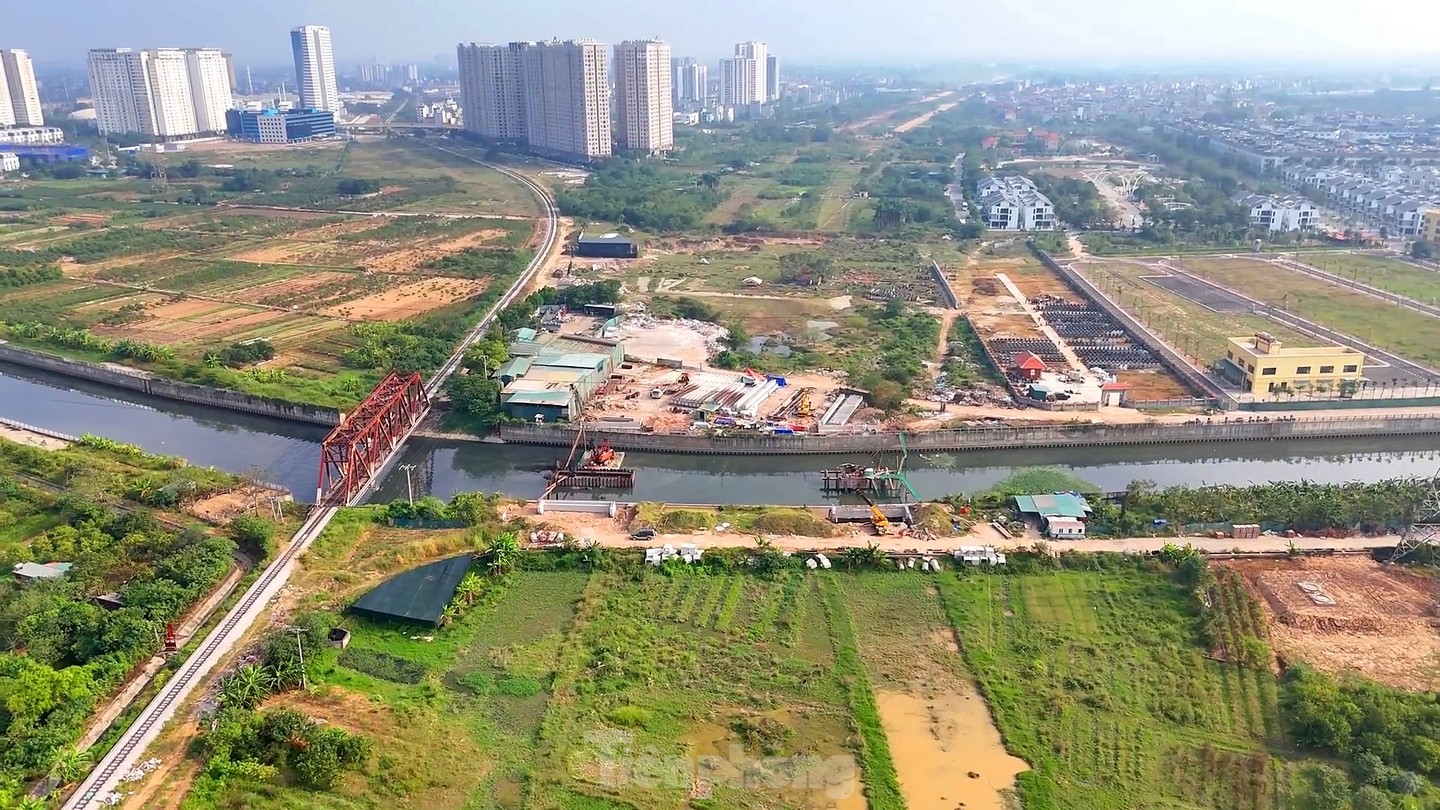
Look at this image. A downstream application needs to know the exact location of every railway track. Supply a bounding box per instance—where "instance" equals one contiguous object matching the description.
[62,144,558,809]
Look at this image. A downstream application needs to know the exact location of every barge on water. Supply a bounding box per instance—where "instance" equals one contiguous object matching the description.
[546,436,636,490]
[819,463,906,497]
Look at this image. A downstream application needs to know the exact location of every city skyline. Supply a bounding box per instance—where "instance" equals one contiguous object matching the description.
[6,0,1440,68]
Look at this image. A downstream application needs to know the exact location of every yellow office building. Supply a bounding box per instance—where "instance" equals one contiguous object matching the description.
[1422,209,1440,247]
[1219,332,1365,395]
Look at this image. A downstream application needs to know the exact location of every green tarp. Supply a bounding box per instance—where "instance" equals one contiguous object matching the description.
[350,554,474,627]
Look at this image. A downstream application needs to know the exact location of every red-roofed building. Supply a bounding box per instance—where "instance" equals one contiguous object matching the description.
[1100,381,1130,407]
[1012,352,1047,381]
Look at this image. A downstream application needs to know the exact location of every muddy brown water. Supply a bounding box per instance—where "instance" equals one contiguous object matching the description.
[876,685,1029,810]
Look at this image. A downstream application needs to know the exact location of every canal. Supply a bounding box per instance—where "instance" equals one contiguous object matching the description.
[6,362,1440,505]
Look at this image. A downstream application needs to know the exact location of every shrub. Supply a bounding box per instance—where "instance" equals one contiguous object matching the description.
[495,675,543,697]
[608,705,655,729]
[337,649,428,684]
[228,514,277,559]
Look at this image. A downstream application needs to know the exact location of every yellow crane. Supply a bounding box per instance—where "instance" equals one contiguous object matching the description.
[797,388,813,418]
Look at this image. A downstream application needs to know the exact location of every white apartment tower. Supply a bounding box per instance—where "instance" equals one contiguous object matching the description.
[671,57,707,106]
[291,25,340,113]
[456,42,527,140]
[143,49,199,137]
[87,48,234,137]
[88,49,147,135]
[719,57,757,106]
[518,40,610,161]
[0,50,44,126]
[614,40,673,154]
[765,54,779,102]
[185,49,233,133]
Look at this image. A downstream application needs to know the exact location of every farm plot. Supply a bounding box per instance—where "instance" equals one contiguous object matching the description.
[529,571,864,810]
[1181,256,1440,367]
[938,570,1300,810]
[1225,556,1440,691]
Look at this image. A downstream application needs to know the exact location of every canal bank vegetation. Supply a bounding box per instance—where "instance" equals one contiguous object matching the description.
[632,502,841,538]
[0,435,285,799]
[954,470,1427,539]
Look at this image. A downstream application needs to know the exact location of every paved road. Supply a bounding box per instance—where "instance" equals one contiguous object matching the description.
[62,149,560,810]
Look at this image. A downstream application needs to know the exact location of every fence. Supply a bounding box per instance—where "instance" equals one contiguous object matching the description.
[1128,397,1218,411]
[1030,246,1229,406]
[500,413,1440,454]
[929,260,959,309]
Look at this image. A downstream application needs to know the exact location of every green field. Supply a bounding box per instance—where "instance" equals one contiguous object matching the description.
[154,507,1440,810]
[1290,251,1440,303]
[1181,256,1440,367]
[1081,261,1313,362]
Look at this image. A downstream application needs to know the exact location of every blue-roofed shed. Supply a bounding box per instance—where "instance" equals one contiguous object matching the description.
[494,356,533,384]
[1013,493,1093,519]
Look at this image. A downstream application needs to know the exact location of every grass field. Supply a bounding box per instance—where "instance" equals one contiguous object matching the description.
[1081,261,1313,363]
[938,569,1304,810]
[153,504,1437,810]
[1289,251,1440,303]
[1180,256,1440,367]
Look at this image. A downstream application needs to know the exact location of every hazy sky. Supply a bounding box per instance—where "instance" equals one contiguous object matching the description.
[8,0,1440,69]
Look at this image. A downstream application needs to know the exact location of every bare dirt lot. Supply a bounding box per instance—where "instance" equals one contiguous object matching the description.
[1225,557,1440,690]
[318,277,489,320]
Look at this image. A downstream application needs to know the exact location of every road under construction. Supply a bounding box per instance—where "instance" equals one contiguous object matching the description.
[61,144,560,810]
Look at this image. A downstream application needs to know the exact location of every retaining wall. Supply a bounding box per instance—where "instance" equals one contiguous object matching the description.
[0,343,342,426]
[537,499,619,517]
[500,413,1440,454]
[929,260,959,309]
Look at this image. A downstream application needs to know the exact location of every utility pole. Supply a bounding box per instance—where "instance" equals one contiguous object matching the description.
[289,627,308,689]
[400,464,417,504]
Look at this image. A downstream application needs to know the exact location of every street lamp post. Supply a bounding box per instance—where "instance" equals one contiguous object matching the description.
[400,464,417,504]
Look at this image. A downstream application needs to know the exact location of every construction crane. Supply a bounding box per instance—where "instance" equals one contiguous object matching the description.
[872,432,921,502]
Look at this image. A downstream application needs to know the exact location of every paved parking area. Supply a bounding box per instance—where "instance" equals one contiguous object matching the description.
[1141,274,1250,313]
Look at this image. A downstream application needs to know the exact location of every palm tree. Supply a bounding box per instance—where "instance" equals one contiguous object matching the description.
[455,572,484,606]
[220,664,273,708]
[440,602,461,627]
[47,745,92,786]
[485,532,520,578]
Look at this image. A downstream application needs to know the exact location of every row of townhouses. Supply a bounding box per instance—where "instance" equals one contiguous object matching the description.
[1283,167,1434,236]
[976,175,1057,231]
[1234,193,1318,232]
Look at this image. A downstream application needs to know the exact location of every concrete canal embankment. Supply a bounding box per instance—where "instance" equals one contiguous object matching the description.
[500,414,1440,454]
[0,343,341,426]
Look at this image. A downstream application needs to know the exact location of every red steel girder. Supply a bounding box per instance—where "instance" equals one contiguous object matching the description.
[317,371,429,504]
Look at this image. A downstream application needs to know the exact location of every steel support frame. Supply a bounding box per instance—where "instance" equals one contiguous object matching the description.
[317,371,429,504]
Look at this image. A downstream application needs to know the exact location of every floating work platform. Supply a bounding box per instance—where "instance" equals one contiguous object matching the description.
[819,463,904,496]
[547,468,636,489]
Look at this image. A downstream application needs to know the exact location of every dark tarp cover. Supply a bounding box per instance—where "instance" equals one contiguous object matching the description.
[350,554,474,627]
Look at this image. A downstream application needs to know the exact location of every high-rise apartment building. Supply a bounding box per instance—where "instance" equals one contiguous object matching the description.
[456,42,527,140]
[614,40,672,154]
[670,57,707,106]
[0,49,44,126]
[735,42,767,104]
[766,54,779,102]
[291,25,340,113]
[185,48,234,134]
[517,40,610,161]
[143,48,199,137]
[88,49,147,135]
[87,47,234,137]
[719,57,757,106]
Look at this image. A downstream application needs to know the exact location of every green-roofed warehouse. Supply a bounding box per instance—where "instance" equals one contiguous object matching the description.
[350,554,474,627]
[1013,493,1093,519]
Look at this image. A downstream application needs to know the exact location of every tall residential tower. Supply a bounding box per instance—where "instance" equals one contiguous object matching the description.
[291,25,340,113]
[517,40,610,161]
[0,49,43,126]
[456,42,527,140]
[614,40,672,154]
[87,47,233,137]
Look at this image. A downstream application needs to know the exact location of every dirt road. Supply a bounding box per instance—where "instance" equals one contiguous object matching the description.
[528,510,1397,556]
